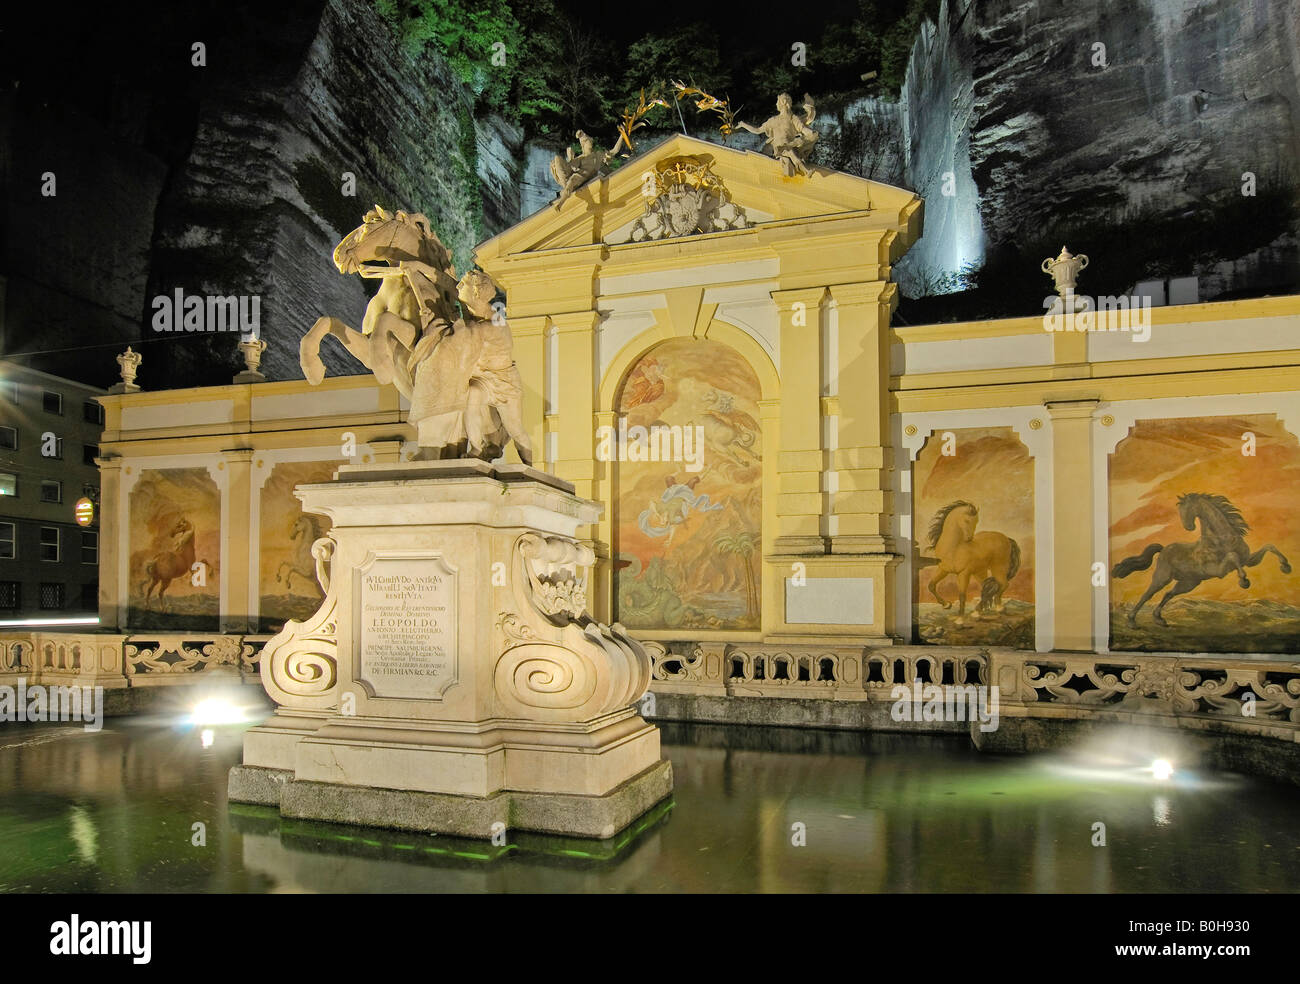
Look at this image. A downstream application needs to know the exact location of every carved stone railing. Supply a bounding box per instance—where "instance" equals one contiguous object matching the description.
[646,641,1300,744]
[645,642,986,700]
[0,631,271,688]
[123,634,268,683]
[987,650,1300,743]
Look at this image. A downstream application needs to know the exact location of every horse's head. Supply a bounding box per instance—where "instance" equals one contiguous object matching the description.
[957,504,979,538]
[169,518,192,537]
[1177,493,1199,531]
[332,206,445,275]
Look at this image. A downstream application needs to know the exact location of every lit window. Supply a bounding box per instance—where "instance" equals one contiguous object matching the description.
[40,527,59,562]
[1,381,17,404]
[0,522,14,560]
[81,531,98,565]
[40,480,62,504]
[0,472,15,497]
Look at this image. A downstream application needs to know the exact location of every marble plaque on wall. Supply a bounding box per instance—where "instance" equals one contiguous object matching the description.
[356,554,458,699]
[785,577,873,625]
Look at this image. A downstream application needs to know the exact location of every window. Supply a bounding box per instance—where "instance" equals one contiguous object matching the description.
[81,530,98,565]
[2,381,17,404]
[40,527,59,562]
[83,443,99,466]
[0,582,19,610]
[39,583,65,610]
[0,472,15,497]
[0,426,16,450]
[0,522,13,559]
[83,401,104,425]
[44,437,63,460]
[79,582,97,612]
[43,391,62,415]
[40,480,62,504]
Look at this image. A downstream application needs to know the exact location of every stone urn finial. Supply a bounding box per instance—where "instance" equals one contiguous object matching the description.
[112,346,142,393]
[1042,245,1089,296]
[235,334,268,383]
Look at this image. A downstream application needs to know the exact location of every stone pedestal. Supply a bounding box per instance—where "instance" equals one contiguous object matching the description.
[229,460,672,840]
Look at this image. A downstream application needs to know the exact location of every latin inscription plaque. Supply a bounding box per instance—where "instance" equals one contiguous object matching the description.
[357,555,458,699]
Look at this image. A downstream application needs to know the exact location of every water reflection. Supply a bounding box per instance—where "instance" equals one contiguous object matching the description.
[1,719,1298,892]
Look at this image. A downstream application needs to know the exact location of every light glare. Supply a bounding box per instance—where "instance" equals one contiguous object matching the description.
[189,698,245,726]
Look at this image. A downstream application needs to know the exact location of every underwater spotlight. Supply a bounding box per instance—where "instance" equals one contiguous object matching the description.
[188,698,245,726]
[1151,759,1174,781]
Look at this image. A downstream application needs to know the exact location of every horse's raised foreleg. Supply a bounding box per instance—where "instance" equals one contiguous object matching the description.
[1152,578,1199,627]
[301,317,376,386]
[367,311,419,396]
[275,560,289,585]
[929,569,952,609]
[1245,544,1292,576]
[1208,552,1250,588]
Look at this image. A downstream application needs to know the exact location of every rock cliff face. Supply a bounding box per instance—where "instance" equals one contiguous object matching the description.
[895,0,1299,304]
[148,0,522,383]
[3,0,519,386]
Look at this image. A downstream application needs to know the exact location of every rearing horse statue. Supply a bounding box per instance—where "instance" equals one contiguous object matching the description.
[1112,492,1292,626]
[300,205,458,395]
[299,206,532,464]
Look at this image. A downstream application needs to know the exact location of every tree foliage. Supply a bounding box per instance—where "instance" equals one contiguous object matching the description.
[374,0,941,142]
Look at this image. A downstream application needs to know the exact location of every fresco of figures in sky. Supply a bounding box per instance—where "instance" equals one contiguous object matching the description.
[912,426,1035,648]
[128,467,221,629]
[1109,414,1299,652]
[258,460,340,632]
[614,338,761,631]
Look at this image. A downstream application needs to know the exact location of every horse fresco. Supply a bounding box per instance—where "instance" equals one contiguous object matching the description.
[139,517,195,612]
[1112,492,1292,626]
[920,501,1021,616]
[275,514,324,594]
[911,426,1035,649]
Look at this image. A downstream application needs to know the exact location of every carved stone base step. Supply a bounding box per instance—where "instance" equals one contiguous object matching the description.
[231,759,674,840]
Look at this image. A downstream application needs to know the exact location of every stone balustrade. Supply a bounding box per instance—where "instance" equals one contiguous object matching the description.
[0,631,270,691]
[645,642,1300,752]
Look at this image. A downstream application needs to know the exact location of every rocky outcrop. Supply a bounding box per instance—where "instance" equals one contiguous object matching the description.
[896,0,1299,305]
[149,0,521,383]
[4,0,519,386]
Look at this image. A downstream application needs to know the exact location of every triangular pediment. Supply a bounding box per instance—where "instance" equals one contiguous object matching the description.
[475,133,920,261]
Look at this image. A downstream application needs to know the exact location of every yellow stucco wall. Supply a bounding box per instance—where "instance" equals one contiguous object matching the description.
[94,136,1300,655]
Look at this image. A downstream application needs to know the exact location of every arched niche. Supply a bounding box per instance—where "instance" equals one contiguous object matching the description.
[910,426,1036,650]
[608,336,765,632]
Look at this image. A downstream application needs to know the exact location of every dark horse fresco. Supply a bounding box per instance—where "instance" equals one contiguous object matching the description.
[1111,492,1292,626]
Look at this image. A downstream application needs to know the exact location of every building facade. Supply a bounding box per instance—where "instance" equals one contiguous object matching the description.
[0,362,104,621]
[86,136,1300,670]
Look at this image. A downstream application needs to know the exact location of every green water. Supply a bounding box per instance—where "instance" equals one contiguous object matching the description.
[1,718,1297,893]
